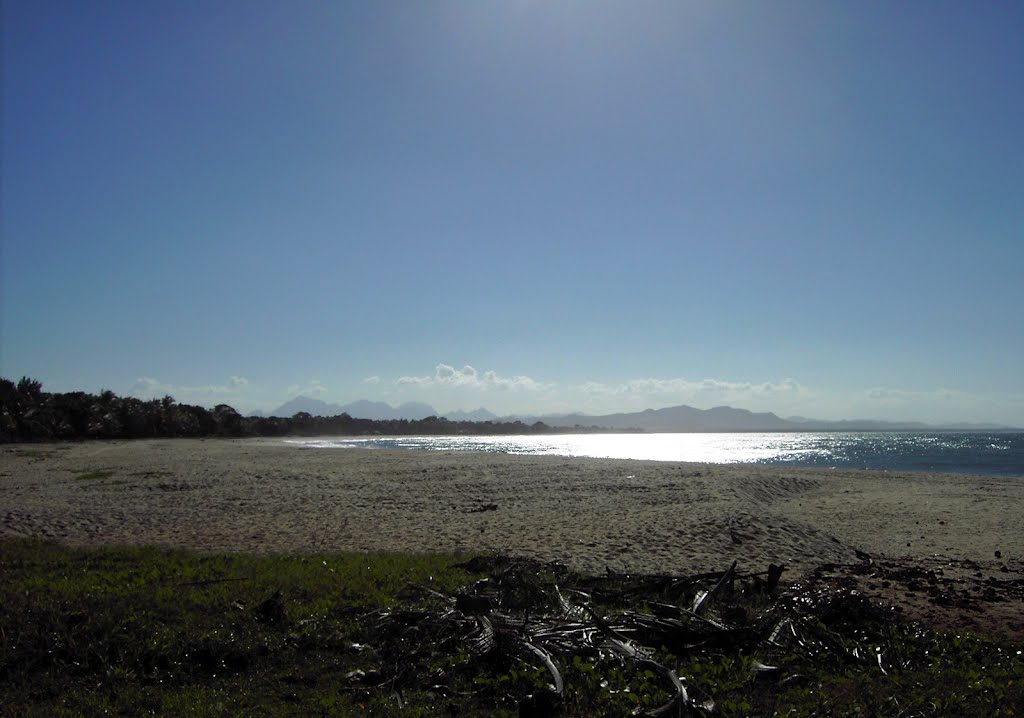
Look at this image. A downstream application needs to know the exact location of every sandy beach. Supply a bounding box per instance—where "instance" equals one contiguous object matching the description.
[2,437,1020,576]
[4,437,1024,638]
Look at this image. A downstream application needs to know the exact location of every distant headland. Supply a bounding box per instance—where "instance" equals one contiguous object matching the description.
[264,394,1015,433]
[1,377,1015,444]
[0,378,573,443]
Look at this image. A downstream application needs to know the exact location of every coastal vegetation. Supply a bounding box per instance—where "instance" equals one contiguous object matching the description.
[0,378,572,443]
[1,539,1020,717]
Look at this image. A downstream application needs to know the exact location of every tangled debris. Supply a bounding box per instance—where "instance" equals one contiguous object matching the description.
[802,553,1024,642]
[330,555,986,716]
[4,540,1022,717]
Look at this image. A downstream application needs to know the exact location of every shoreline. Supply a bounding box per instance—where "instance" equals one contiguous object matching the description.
[1,437,1019,573]
[4,437,1023,638]
[280,432,1024,480]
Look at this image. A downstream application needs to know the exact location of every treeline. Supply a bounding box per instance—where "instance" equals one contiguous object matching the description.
[0,377,568,443]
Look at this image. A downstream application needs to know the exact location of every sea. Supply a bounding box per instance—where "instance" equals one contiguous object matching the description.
[286,431,1024,478]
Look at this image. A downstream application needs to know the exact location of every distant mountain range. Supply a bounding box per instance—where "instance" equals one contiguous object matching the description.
[254,396,439,421]
[251,397,1015,431]
[529,405,1013,432]
[444,407,500,422]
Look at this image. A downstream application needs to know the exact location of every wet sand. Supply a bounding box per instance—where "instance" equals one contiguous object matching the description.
[2,438,1021,580]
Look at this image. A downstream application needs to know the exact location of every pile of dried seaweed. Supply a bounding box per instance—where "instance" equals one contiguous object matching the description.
[339,555,937,716]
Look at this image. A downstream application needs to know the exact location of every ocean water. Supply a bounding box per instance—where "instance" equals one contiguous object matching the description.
[287,431,1024,478]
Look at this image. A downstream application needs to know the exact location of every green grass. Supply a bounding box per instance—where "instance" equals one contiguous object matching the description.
[1,539,1021,717]
[0,540,472,717]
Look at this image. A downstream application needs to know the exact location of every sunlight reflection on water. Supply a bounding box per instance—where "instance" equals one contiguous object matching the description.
[290,433,829,463]
[286,432,1024,476]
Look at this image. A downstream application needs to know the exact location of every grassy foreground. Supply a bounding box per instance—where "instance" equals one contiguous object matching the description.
[1,539,1021,717]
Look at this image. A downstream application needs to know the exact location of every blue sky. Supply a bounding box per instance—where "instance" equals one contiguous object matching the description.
[3,1,1023,424]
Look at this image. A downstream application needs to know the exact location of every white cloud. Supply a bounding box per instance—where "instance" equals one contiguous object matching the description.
[130,377,169,396]
[863,386,976,406]
[286,380,327,397]
[129,376,251,403]
[576,376,809,404]
[851,386,1014,423]
[357,365,1022,425]
[396,364,552,392]
[571,377,1023,424]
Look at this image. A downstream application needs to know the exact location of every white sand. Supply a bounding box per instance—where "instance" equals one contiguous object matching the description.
[2,438,1021,577]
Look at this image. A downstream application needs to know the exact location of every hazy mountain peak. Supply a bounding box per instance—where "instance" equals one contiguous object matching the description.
[444,407,499,422]
[270,396,339,417]
[265,399,1016,431]
[268,397,438,420]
